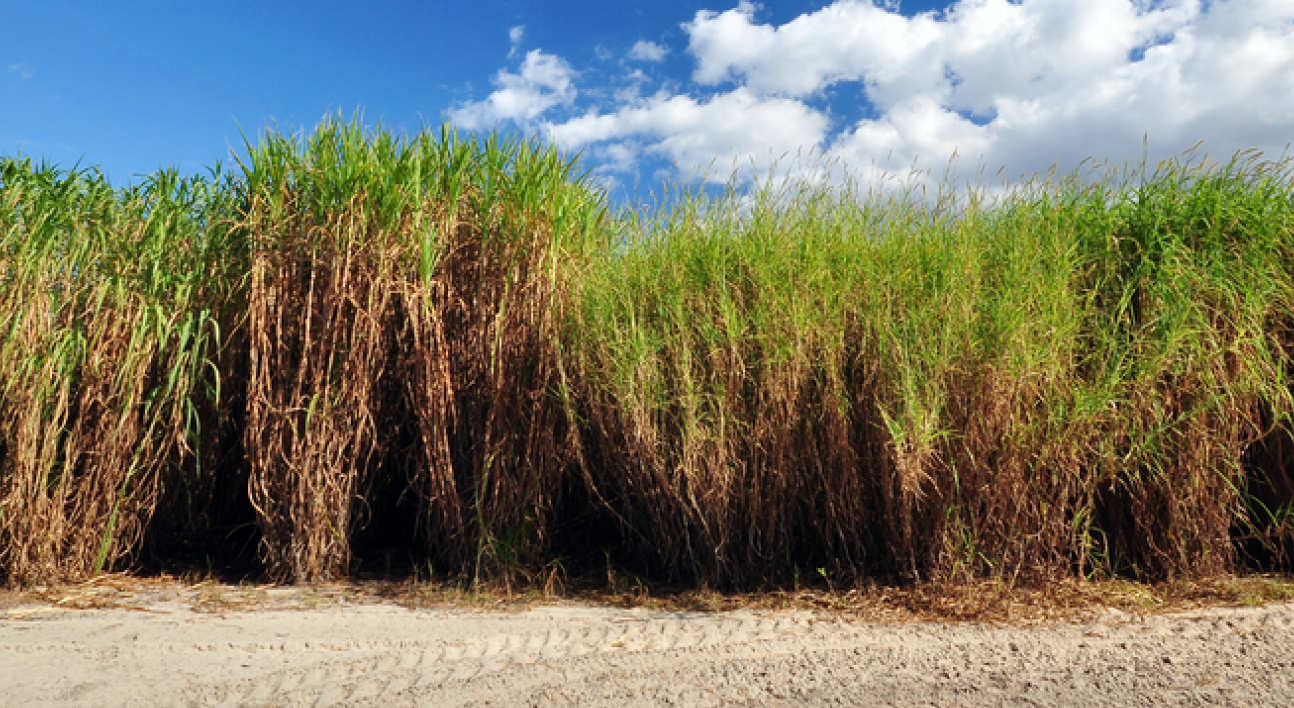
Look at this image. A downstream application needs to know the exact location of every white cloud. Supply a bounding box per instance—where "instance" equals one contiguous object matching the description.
[614,69,652,103]
[685,0,944,98]
[676,0,1294,186]
[544,88,829,181]
[6,62,34,80]
[452,1,1294,192]
[628,40,669,63]
[508,25,524,57]
[450,49,576,130]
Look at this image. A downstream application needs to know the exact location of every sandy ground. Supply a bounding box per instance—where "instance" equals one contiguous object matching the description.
[2,586,1293,707]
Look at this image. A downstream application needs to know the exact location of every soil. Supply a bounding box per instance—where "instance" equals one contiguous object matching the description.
[2,583,1292,706]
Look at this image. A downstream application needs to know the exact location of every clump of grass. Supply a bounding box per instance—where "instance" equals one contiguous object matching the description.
[0,158,233,586]
[566,151,1294,588]
[1074,154,1294,579]
[236,118,606,582]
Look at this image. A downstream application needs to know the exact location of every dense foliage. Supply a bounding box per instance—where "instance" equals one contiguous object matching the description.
[1,119,1291,588]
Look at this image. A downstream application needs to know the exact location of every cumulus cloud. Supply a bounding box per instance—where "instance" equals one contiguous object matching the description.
[628,40,669,62]
[685,0,944,98]
[454,2,1294,191]
[450,49,576,130]
[678,0,1294,184]
[545,88,829,179]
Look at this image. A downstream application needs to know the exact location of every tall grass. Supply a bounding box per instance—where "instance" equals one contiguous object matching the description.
[1,118,1291,589]
[566,153,1294,586]
[0,158,234,584]
[236,119,606,582]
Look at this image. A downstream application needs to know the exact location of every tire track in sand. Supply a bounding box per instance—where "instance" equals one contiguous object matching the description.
[192,612,825,706]
[6,601,1294,706]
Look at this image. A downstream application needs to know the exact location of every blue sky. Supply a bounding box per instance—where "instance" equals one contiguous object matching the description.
[4,1,1292,198]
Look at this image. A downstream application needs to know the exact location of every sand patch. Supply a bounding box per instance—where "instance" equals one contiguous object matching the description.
[3,584,1293,706]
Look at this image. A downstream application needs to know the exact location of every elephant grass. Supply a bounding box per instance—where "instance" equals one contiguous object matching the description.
[1,120,1291,591]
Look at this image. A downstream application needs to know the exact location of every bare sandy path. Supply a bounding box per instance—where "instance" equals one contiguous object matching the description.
[3,592,1292,706]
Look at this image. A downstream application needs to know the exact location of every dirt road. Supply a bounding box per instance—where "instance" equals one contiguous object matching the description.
[2,590,1292,706]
